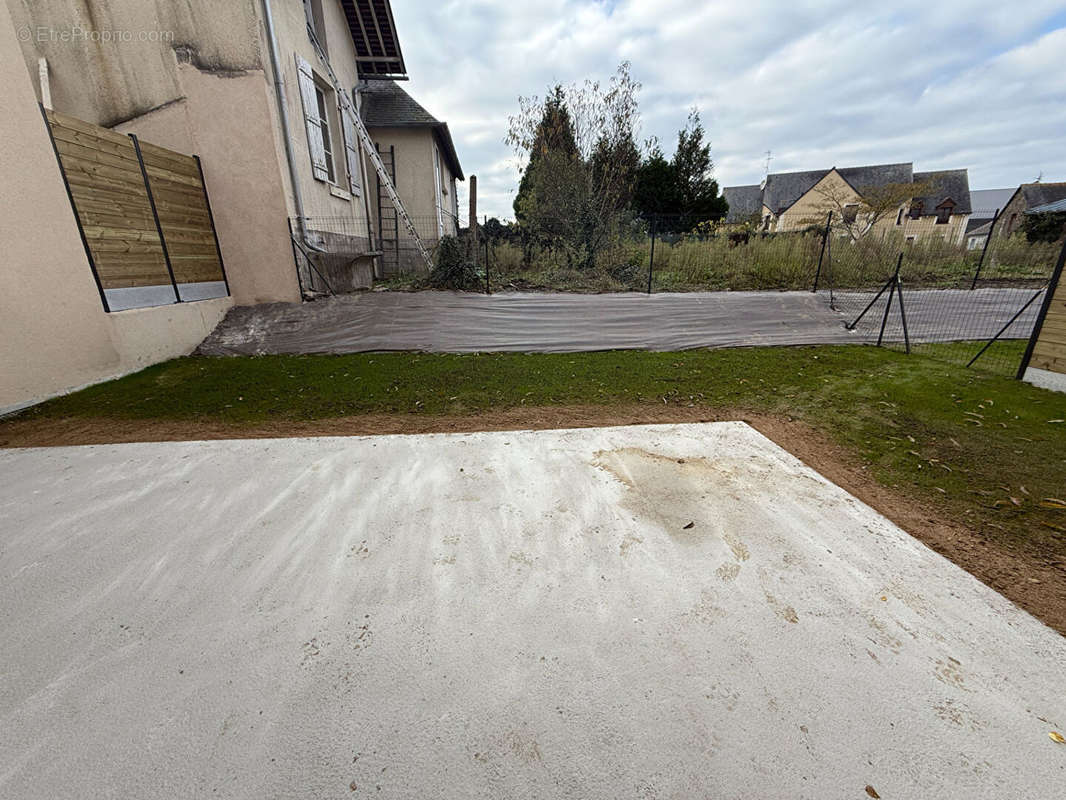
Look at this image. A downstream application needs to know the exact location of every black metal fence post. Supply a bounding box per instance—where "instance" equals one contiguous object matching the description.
[129,133,181,303]
[1016,236,1066,379]
[40,103,111,312]
[647,217,657,295]
[877,279,896,347]
[896,272,910,354]
[970,208,999,290]
[812,210,832,293]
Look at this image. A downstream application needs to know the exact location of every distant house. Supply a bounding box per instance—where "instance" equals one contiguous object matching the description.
[965,187,1014,249]
[361,80,464,274]
[965,220,994,251]
[723,162,971,244]
[992,183,1066,239]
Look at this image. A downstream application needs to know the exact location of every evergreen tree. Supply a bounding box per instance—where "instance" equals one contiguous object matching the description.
[513,86,578,222]
[633,144,679,217]
[671,109,727,221]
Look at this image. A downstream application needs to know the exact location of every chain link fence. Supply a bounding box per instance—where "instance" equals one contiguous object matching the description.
[814,217,1063,376]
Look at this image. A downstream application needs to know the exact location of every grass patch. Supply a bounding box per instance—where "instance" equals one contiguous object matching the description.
[10,344,1066,559]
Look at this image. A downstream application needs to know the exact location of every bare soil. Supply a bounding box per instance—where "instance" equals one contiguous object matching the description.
[2,405,1063,635]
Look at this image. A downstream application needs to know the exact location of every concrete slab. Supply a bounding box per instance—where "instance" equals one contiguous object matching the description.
[1,423,1063,799]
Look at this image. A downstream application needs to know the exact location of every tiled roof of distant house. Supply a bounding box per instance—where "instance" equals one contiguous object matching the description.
[723,185,763,222]
[1020,182,1066,210]
[913,169,972,214]
[1026,197,1066,214]
[360,80,463,179]
[969,188,1015,219]
[724,162,972,220]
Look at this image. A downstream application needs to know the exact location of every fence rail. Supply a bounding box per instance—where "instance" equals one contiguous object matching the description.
[43,106,227,311]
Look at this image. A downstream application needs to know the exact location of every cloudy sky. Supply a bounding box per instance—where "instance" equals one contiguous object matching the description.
[389,0,1066,221]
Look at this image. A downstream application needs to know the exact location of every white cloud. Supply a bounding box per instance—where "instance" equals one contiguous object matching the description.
[389,0,1066,219]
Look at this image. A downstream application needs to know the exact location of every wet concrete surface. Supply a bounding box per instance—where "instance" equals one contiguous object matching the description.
[1,423,1063,798]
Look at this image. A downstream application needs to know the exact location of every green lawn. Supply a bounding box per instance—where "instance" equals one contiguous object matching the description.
[9,344,1066,556]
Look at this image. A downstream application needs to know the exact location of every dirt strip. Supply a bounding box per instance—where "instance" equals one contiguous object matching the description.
[2,405,1063,636]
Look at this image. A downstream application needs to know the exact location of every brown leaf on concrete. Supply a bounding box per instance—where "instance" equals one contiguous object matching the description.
[1050,731,1065,744]
[865,786,881,798]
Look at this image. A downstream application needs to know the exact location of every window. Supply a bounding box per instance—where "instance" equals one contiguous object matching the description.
[304,0,327,53]
[314,86,336,183]
[896,208,903,226]
[908,202,923,220]
[935,200,954,225]
[842,204,859,224]
[433,144,444,239]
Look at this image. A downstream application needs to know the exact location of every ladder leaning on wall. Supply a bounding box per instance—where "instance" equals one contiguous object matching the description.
[305,29,433,271]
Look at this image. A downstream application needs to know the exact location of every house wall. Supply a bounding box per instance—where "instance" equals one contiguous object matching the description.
[897,212,969,245]
[992,189,1027,239]
[111,64,299,305]
[436,141,460,236]
[774,171,861,232]
[9,0,377,302]
[367,127,437,236]
[0,3,230,414]
[773,170,968,244]
[271,0,372,230]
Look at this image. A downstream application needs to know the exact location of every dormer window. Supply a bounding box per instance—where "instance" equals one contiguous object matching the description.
[908,202,923,220]
[935,200,955,225]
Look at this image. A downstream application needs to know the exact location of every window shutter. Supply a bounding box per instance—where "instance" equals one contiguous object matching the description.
[340,102,361,197]
[294,54,329,182]
[302,0,316,37]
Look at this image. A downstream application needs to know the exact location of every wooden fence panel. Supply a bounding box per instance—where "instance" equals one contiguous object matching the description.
[44,108,227,309]
[45,108,171,292]
[1029,278,1066,374]
[136,142,224,287]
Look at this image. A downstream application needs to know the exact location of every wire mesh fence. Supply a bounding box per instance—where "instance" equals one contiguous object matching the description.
[290,213,464,296]
[816,224,1065,376]
[288,206,1064,381]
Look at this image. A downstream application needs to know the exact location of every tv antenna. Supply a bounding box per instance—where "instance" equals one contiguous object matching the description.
[764,150,774,176]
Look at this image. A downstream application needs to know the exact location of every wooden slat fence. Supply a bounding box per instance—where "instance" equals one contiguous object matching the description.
[42,107,227,311]
[1021,241,1066,378]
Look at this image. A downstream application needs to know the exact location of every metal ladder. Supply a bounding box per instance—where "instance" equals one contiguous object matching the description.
[306,30,432,270]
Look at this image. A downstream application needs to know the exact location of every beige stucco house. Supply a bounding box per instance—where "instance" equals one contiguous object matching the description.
[1,0,444,411]
[724,163,972,245]
[360,81,464,274]
[7,0,418,303]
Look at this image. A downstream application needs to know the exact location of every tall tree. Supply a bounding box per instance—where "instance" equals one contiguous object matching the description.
[632,144,679,217]
[512,85,578,222]
[671,109,727,221]
[507,62,643,267]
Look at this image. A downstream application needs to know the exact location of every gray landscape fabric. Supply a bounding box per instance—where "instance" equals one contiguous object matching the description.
[196,289,1039,355]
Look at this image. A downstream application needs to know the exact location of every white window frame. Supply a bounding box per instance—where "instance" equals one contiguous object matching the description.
[314,84,337,184]
[433,143,444,239]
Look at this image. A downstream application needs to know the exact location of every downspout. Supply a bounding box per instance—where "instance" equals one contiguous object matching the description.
[260,0,305,238]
